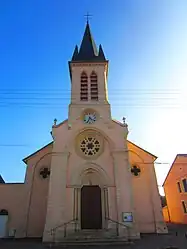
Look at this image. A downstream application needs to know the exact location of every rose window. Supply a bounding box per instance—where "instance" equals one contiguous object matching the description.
[75,130,103,159]
[80,137,100,156]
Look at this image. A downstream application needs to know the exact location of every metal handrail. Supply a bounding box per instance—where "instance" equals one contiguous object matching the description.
[105,217,130,238]
[49,218,78,243]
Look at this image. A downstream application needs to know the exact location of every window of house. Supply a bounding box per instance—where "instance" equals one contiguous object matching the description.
[80,72,88,101]
[182,179,187,192]
[182,201,187,213]
[90,72,98,101]
[177,181,182,193]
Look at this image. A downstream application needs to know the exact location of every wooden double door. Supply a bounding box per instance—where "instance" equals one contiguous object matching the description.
[81,185,102,229]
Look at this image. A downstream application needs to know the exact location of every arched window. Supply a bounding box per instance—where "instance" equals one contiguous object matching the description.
[80,72,88,101]
[90,72,98,101]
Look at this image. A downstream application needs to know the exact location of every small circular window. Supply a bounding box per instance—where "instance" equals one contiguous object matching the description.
[80,136,100,156]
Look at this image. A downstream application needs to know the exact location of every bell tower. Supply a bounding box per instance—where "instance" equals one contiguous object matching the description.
[68,22,111,125]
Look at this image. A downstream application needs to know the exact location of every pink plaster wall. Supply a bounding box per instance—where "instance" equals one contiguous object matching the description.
[128,141,164,233]
[0,127,165,238]
[24,143,52,237]
[0,183,26,237]
[0,142,53,238]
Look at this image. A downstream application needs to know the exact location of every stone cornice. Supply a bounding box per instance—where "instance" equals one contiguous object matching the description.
[70,62,108,67]
[66,184,116,188]
[52,151,70,157]
[111,149,128,154]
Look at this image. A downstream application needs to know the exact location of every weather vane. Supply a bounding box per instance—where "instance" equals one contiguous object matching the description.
[84,12,92,23]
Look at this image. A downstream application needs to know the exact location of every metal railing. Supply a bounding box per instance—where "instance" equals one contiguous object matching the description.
[49,217,130,243]
[105,217,130,239]
[49,218,79,243]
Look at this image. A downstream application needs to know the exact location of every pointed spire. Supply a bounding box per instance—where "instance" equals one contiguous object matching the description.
[98,44,106,60]
[71,45,79,60]
[71,22,107,62]
[78,22,98,60]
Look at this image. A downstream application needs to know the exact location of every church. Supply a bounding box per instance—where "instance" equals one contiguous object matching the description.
[0,22,167,242]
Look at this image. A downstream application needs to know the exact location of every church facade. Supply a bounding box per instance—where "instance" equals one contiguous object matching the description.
[0,23,167,241]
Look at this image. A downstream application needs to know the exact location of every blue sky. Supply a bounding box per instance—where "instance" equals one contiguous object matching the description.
[0,0,187,194]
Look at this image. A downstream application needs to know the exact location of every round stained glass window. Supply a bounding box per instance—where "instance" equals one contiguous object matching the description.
[76,130,104,159]
[80,136,101,156]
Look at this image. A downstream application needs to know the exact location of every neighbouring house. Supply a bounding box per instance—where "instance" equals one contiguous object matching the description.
[0,22,167,242]
[160,195,167,208]
[163,154,187,224]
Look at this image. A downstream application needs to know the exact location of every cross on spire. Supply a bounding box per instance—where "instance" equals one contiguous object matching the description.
[71,14,107,62]
[84,12,92,23]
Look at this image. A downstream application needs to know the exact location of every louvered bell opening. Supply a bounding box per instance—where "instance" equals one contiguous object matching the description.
[90,73,98,101]
[80,73,88,101]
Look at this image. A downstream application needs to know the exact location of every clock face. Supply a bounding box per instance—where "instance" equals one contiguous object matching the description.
[84,112,97,124]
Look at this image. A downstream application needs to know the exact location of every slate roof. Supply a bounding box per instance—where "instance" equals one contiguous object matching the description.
[71,22,107,62]
[0,175,5,183]
[23,142,53,163]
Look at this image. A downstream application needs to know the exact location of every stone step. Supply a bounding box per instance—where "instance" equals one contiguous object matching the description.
[47,239,133,246]
[53,228,129,244]
[56,229,118,240]
[63,234,119,241]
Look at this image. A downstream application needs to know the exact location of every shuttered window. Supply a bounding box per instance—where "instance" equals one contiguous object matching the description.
[90,72,98,101]
[182,179,187,192]
[80,72,88,101]
[177,182,182,193]
[182,201,187,213]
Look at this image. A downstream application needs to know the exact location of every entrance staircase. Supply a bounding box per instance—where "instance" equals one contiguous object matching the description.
[47,218,133,246]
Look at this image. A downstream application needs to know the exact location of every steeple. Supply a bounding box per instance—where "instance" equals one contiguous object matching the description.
[71,22,107,62]
[68,20,110,123]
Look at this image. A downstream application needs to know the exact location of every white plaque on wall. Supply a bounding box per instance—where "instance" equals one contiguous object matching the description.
[122,212,133,222]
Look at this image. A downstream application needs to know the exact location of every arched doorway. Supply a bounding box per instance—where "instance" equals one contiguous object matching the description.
[0,209,8,238]
[81,185,102,229]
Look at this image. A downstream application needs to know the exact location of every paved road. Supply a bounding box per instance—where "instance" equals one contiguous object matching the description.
[0,224,187,249]
[0,235,186,249]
